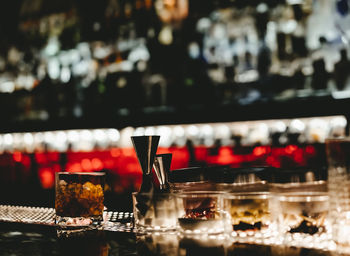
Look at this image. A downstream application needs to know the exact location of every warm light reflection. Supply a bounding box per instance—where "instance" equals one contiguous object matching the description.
[155,0,188,23]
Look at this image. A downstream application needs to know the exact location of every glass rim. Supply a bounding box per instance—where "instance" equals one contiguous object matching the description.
[56,171,105,176]
[173,191,226,198]
[325,137,350,142]
[276,191,329,201]
[268,180,326,187]
[132,191,173,195]
[214,180,267,185]
[170,181,210,185]
[222,191,270,199]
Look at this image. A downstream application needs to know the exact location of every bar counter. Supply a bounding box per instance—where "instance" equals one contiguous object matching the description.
[0,223,341,256]
[0,205,348,256]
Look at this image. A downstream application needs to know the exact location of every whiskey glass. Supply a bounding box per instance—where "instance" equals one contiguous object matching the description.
[55,172,105,234]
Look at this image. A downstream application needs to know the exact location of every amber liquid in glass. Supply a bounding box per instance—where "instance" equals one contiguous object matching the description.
[55,172,105,230]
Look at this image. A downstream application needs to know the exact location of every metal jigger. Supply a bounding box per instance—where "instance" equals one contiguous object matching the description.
[131,135,160,193]
[153,153,172,192]
[131,135,160,217]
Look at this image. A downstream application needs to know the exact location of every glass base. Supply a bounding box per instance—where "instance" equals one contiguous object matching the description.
[55,215,104,237]
[178,218,227,235]
[134,217,178,233]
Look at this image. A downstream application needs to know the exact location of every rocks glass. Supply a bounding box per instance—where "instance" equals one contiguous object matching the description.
[55,172,105,234]
[326,137,350,250]
[223,192,273,242]
[174,191,230,235]
[132,192,178,232]
[270,179,330,248]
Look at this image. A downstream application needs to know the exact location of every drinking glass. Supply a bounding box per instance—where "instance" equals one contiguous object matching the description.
[326,137,350,250]
[55,172,105,234]
[270,179,331,248]
[174,191,230,235]
[275,190,330,248]
[223,192,273,242]
[132,192,178,232]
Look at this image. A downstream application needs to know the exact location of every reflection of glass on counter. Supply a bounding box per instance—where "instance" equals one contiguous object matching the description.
[179,234,228,256]
[136,233,179,256]
[227,242,271,256]
[57,229,109,255]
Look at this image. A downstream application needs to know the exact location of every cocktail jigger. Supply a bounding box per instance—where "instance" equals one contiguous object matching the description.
[131,135,160,193]
[153,153,172,191]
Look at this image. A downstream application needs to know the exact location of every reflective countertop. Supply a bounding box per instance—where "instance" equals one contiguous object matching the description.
[0,204,349,256]
[0,222,347,256]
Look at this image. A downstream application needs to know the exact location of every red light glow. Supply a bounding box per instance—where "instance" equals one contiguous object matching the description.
[35,153,47,164]
[122,148,135,157]
[305,145,316,155]
[285,145,298,154]
[293,150,305,164]
[92,158,103,170]
[38,168,54,189]
[21,155,31,171]
[253,146,270,156]
[5,144,323,194]
[67,162,82,172]
[110,148,121,157]
[53,164,61,172]
[81,158,93,171]
[13,152,22,162]
[48,152,60,162]
[266,156,281,168]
